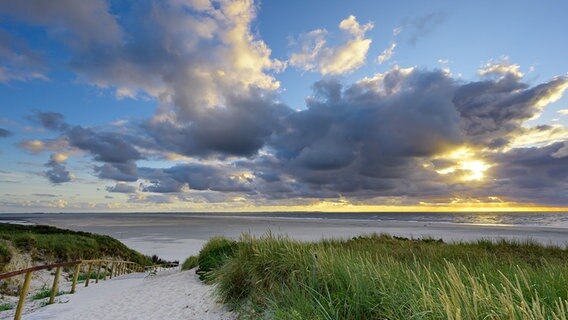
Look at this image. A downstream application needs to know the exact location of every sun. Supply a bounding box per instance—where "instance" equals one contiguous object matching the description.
[460,160,490,181]
[434,147,492,182]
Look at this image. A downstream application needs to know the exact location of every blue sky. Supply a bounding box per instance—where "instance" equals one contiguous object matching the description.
[1,0,567,212]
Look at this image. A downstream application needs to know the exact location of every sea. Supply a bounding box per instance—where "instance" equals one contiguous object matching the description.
[2,211,568,228]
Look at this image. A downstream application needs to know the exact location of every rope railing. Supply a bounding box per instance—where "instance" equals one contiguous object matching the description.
[0,259,146,320]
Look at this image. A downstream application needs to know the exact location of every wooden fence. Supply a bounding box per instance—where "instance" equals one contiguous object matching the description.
[0,259,145,320]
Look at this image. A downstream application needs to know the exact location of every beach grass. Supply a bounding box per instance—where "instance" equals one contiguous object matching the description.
[181,255,199,271]
[196,233,568,319]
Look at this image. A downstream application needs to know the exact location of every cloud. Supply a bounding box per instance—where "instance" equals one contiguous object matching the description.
[27,112,68,131]
[558,109,568,115]
[0,0,123,49]
[145,90,291,157]
[106,182,137,194]
[488,143,568,205]
[0,28,47,82]
[478,57,523,80]
[18,138,68,153]
[396,12,446,45]
[6,2,568,208]
[290,15,374,75]
[95,162,138,182]
[44,153,72,184]
[0,128,12,137]
[19,140,46,153]
[377,43,396,64]
[139,163,254,194]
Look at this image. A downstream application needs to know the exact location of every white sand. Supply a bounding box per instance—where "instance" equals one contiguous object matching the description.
[22,270,235,320]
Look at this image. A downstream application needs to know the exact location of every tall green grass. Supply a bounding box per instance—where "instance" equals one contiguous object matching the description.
[198,234,568,319]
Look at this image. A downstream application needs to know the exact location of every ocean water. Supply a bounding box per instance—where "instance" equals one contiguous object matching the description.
[1,211,568,228]
[228,211,568,228]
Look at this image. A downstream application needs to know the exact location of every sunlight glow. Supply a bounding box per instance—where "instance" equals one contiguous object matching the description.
[434,147,491,181]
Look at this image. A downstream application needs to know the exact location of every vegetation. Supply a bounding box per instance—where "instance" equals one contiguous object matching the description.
[0,242,11,271]
[195,237,238,280]
[181,255,199,271]
[0,303,12,311]
[0,223,152,270]
[195,233,568,319]
[31,285,65,300]
[147,254,179,267]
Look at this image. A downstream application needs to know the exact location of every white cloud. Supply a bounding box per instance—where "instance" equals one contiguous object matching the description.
[290,15,374,75]
[377,43,396,64]
[478,56,523,79]
[558,109,568,115]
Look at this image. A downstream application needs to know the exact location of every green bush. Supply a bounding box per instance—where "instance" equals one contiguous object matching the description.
[32,285,65,300]
[181,255,199,271]
[0,242,12,270]
[14,235,37,251]
[0,303,12,311]
[196,237,238,281]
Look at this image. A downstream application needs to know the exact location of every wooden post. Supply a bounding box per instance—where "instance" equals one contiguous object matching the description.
[103,263,108,280]
[85,263,92,287]
[71,263,81,293]
[109,262,113,279]
[14,271,32,320]
[48,266,61,304]
[95,262,101,284]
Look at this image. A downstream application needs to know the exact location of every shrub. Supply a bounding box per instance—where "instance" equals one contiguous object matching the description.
[181,255,199,271]
[0,242,12,270]
[196,237,238,281]
[0,303,12,311]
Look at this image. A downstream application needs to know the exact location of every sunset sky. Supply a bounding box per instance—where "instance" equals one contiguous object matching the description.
[1,0,567,212]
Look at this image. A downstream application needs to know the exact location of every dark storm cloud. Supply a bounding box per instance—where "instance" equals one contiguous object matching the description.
[106,182,137,194]
[268,68,463,195]
[146,91,292,158]
[454,75,568,147]
[29,112,143,181]
[0,128,11,137]
[488,143,568,205]
[95,162,138,182]
[139,163,254,194]
[44,154,71,184]
[67,126,142,163]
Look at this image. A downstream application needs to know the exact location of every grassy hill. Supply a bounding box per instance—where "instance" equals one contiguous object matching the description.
[190,233,568,319]
[0,223,151,272]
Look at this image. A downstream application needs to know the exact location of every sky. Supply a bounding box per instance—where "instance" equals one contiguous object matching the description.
[1,0,568,213]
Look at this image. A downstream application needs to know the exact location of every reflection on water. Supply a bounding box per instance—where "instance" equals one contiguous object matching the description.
[254,211,568,228]
[455,213,505,225]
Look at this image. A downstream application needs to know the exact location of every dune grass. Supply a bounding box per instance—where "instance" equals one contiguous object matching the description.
[195,233,568,319]
[0,223,152,270]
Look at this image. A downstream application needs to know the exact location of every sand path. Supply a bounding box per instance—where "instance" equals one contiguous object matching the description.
[22,270,236,320]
